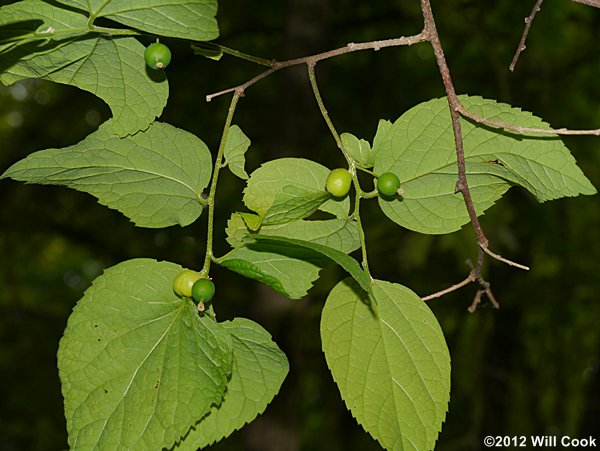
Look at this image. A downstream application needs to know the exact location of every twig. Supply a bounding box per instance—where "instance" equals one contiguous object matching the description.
[421,272,477,301]
[510,0,545,72]
[457,103,600,136]
[207,67,278,102]
[206,34,427,102]
[572,0,600,8]
[467,286,500,313]
[484,285,500,309]
[481,244,530,271]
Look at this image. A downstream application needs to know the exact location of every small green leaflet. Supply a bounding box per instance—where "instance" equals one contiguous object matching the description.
[373,96,597,234]
[321,279,451,451]
[1,121,212,228]
[56,0,219,41]
[249,235,372,296]
[0,1,168,136]
[57,259,233,451]
[244,157,350,221]
[174,318,289,449]
[372,119,393,155]
[341,132,374,169]
[226,212,261,247]
[223,125,251,180]
[221,215,360,299]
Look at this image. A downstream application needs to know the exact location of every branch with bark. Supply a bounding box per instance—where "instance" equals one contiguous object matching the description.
[201,0,596,310]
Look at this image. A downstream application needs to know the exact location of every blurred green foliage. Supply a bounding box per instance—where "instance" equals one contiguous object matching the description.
[1,0,599,450]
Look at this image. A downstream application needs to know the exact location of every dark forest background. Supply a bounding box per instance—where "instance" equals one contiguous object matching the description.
[1,0,599,449]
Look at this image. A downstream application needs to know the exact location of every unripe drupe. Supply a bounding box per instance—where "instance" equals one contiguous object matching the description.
[192,279,216,304]
[377,172,402,197]
[326,168,352,198]
[145,42,172,70]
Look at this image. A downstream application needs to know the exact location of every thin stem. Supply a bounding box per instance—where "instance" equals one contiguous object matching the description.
[458,104,600,136]
[571,0,600,8]
[306,63,372,277]
[481,244,530,271]
[421,273,477,301]
[206,33,427,102]
[306,63,350,161]
[207,66,278,102]
[359,189,379,199]
[91,26,141,36]
[509,0,545,72]
[30,25,140,39]
[201,92,241,275]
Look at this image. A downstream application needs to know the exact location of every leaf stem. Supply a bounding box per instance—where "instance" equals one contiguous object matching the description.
[201,92,241,276]
[29,26,140,40]
[91,26,141,36]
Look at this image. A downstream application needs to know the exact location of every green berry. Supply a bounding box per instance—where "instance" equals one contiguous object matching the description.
[173,270,201,298]
[377,172,402,197]
[144,42,172,70]
[192,279,216,304]
[326,168,352,198]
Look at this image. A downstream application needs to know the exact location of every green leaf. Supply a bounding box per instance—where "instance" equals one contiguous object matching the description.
[57,259,233,451]
[226,212,258,247]
[1,121,212,228]
[261,186,330,226]
[0,1,88,40]
[373,95,597,234]
[220,217,360,299]
[0,36,168,136]
[57,0,219,41]
[241,212,262,232]
[0,1,87,61]
[175,318,289,449]
[226,212,360,252]
[341,132,374,168]
[244,158,350,220]
[0,1,168,136]
[0,19,43,48]
[249,235,372,296]
[321,279,450,451]
[218,245,323,299]
[264,218,361,254]
[223,125,251,180]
